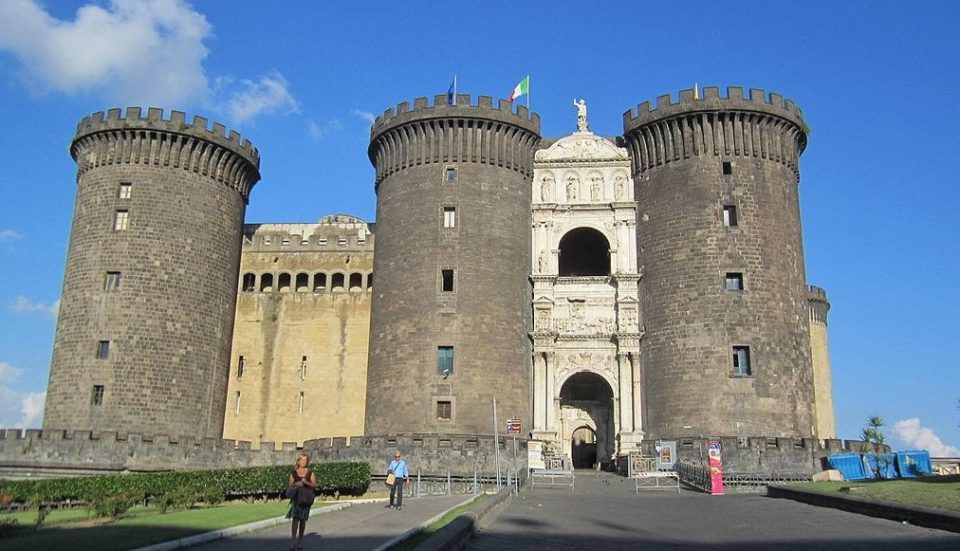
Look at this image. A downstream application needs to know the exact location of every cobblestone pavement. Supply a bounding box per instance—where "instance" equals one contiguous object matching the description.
[194,494,470,551]
[469,471,960,550]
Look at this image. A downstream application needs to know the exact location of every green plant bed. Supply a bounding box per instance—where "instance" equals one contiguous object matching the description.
[0,500,291,550]
[791,479,960,513]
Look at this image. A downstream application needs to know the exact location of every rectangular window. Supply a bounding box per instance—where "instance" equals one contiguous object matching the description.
[317,237,328,246]
[299,391,305,414]
[263,236,272,245]
[91,385,105,406]
[117,183,132,199]
[725,272,744,291]
[441,269,455,292]
[237,355,245,378]
[438,346,454,376]
[96,340,110,359]
[445,166,457,182]
[113,210,129,231]
[234,391,241,414]
[722,161,732,175]
[300,355,308,380]
[732,346,752,376]
[437,400,452,420]
[104,271,122,291]
[338,236,347,247]
[723,205,738,227]
[443,207,457,228]
[281,237,290,246]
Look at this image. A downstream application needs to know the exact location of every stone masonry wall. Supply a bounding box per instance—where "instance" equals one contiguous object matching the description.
[43,108,260,439]
[365,95,540,435]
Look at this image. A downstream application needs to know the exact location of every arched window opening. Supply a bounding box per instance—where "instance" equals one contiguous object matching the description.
[366,272,373,290]
[558,228,610,277]
[349,272,363,291]
[242,273,256,292]
[295,273,309,292]
[313,273,327,292]
[331,273,345,291]
[560,372,613,404]
[278,273,291,292]
[260,273,273,292]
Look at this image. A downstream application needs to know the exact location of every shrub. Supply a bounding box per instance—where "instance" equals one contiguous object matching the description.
[90,491,143,519]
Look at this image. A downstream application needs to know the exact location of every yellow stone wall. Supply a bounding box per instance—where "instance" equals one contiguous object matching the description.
[223,217,373,447]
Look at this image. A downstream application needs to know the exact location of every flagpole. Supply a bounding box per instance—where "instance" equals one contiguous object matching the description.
[527,75,531,112]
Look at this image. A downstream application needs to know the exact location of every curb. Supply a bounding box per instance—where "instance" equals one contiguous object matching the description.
[766,485,960,534]
[131,502,352,551]
[410,487,514,551]
[371,494,482,551]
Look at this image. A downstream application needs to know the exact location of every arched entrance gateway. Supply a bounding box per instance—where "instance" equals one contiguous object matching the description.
[559,372,615,469]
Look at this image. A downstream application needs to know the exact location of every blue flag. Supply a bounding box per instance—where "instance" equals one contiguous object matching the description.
[447,76,457,105]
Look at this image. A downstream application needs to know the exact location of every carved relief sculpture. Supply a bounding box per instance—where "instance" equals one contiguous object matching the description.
[614,175,625,200]
[566,175,578,202]
[590,176,602,201]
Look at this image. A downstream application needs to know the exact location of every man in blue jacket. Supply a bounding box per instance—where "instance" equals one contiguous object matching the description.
[388,450,409,510]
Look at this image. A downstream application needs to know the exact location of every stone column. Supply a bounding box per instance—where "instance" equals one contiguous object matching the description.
[533,352,546,430]
[618,353,634,433]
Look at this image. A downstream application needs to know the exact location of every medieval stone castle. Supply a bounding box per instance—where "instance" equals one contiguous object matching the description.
[24,86,839,473]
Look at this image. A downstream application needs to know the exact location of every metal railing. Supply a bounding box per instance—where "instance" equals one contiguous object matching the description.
[675,461,811,493]
[372,467,521,497]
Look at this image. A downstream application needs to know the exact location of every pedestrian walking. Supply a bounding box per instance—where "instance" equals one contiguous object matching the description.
[286,453,317,550]
[387,450,409,510]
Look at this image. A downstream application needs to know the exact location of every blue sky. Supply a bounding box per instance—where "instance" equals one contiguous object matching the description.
[0,1,957,455]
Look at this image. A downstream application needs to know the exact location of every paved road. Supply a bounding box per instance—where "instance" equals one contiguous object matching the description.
[469,471,960,550]
[194,494,470,551]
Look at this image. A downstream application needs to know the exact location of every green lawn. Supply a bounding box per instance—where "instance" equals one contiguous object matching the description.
[791,479,960,513]
[0,500,292,551]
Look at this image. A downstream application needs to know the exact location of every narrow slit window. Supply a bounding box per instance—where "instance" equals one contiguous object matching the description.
[234,391,241,414]
[237,355,245,378]
[96,340,110,359]
[104,271,122,291]
[300,355,307,380]
[443,207,457,228]
[732,346,752,376]
[438,346,454,376]
[299,391,305,414]
[91,385,105,406]
[441,269,455,292]
[723,205,738,227]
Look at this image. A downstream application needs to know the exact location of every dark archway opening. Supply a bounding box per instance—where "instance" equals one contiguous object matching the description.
[558,228,610,276]
[571,427,597,469]
[560,371,614,469]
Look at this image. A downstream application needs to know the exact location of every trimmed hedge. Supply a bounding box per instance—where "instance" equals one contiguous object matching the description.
[0,462,370,504]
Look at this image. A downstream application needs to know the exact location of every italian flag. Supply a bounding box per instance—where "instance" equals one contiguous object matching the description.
[508,76,529,102]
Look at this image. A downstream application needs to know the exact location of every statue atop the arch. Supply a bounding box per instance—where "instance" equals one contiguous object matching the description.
[573,98,588,132]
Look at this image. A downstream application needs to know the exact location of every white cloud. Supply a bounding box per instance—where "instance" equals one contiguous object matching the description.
[352,109,377,124]
[306,118,343,140]
[0,229,23,242]
[0,362,43,428]
[0,361,23,385]
[226,71,300,125]
[893,418,960,457]
[11,295,60,319]
[0,0,212,106]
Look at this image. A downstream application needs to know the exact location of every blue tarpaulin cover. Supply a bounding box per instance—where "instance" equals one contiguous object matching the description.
[864,453,899,479]
[895,450,932,478]
[827,453,869,481]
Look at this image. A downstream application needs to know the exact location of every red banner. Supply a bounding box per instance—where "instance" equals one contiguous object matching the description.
[707,439,725,496]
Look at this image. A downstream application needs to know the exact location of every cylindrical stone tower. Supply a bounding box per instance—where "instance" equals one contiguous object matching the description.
[807,285,835,439]
[365,95,540,435]
[43,107,260,439]
[622,87,814,439]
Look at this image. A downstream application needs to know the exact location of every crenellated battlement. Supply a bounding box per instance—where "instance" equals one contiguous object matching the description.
[71,107,261,200]
[371,94,540,136]
[368,94,542,184]
[807,285,831,324]
[75,107,259,164]
[622,87,807,175]
[623,86,804,128]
